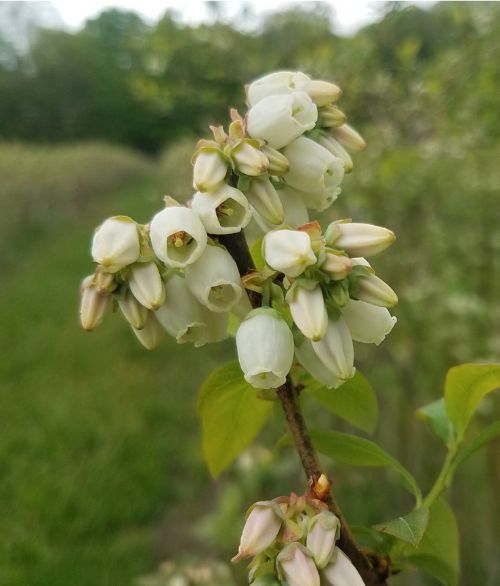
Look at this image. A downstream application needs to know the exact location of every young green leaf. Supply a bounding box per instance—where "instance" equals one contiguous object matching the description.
[375,507,429,547]
[305,372,378,434]
[452,419,500,472]
[416,398,455,446]
[403,498,459,586]
[444,363,500,439]
[310,429,422,502]
[198,361,273,477]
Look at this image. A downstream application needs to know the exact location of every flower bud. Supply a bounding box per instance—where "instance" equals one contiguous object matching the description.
[279,186,309,228]
[185,245,242,313]
[91,216,140,273]
[277,543,320,586]
[333,124,366,152]
[129,262,165,310]
[318,135,353,173]
[232,141,269,176]
[247,92,318,150]
[193,148,228,192]
[286,282,328,341]
[355,274,398,308]
[341,299,396,345]
[149,205,207,267]
[312,319,355,383]
[322,548,366,586]
[318,105,346,128]
[236,308,294,389]
[118,288,148,329]
[246,71,312,106]
[306,80,342,106]
[261,145,289,175]
[306,512,340,569]
[191,184,251,235]
[132,310,165,350]
[321,251,352,280]
[295,339,342,389]
[232,501,283,561]
[263,229,316,278]
[246,177,285,225]
[326,222,395,258]
[94,269,117,294]
[79,276,110,331]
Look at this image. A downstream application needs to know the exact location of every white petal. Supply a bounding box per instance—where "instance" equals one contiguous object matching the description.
[341,299,396,345]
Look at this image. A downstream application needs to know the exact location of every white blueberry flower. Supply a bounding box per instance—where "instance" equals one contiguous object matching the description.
[79,275,110,331]
[306,512,340,569]
[246,71,312,106]
[149,206,207,268]
[277,543,320,586]
[322,548,366,586]
[321,251,352,281]
[263,229,316,278]
[312,319,355,383]
[341,299,396,345]
[326,222,396,258]
[247,92,318,150]
[333,124,367,152]
[232,501,283,561]
[236,308,294,389]
[193,148,228,192]
[91,216,140,273]
[191,184,252,235]
[128,262,165,310]
[117,288,148,329]
[279,186,309,228]
[231,141,269,176]
[132,310,165,350]
[295,339,342,389]
[286,281,328,341]
[246,177,285,225]
[185,245,242,313]
[318,134,353,173]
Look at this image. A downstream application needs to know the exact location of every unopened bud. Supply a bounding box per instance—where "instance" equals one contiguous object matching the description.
[232,501,283,561]
[93,269,117,294]
[193,148,228,192]
[286,282,328,341]
[232,141,269,176]
[91,216,140,273]
[318,135,353,173]
[118,289,148,329]
[80,276,110,331]
[306,79,342,106]
[129,262,165,310]
[321,251,352,280]
[323,548,366,586]
[132,311,165,350]
[333,124,366,152]
[246,177,285,225]
[306,512,340,569]
[261,145,289,175]
[326,222,396,258]
[277,543,320,586]
[355,273,398,308]
[318,104,347,128]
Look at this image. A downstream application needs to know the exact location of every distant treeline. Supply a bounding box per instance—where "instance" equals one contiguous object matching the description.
[0,2,499,152]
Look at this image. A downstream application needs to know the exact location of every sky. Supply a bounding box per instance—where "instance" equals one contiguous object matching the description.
[48,0,436,35]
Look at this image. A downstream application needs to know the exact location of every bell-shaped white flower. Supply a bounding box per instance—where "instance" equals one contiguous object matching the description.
[326,222,395,258]
[193,148,228,192]
[286,281,328,341]
[236,308,294,389]
[246,177,285,225]
[118,288,148,329]
[231,141,269,176]
[263,229,316,278]
[246,71,312,106]
[306,512,340,569]
[79,276,110,331]
[247,92,318,150]
[191,184,251,235]
[283,137,344,207]
[318,134,353,173]
[321,251,352,281]
[333,124,367,152]
[261,145,289,175]
[277,543,320,586]
[322,548,366,586]
[128,262,165,310]
[306,80,342,106]
[149,206,207,268]
[185,245,242,313]
[295,339,342,389]
[232,501,283,561]
[312,319,355,383]
[341,299,396,345]
[279,186,309,228]
[132,311,165,350]
[91,216,140,273]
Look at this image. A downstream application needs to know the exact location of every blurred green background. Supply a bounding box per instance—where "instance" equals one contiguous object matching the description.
[0,2,499,585]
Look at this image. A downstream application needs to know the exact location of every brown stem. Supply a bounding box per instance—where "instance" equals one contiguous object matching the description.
[223,230,388,585]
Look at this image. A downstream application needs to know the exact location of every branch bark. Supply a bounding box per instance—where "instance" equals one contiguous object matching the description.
[223,230,388,586]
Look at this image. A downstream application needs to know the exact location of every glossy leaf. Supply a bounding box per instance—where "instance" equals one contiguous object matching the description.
[375,507,429,547]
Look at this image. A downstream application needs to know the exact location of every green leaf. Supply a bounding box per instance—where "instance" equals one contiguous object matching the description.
[198,361,273,477]
[404,498,459,586]
[375,507,429,547]
[250,238,265,271]
[444,363,500,439]
[310,429,422,501]
[416,398,455,445]
[305,372,378,434]
[452,419,500,471]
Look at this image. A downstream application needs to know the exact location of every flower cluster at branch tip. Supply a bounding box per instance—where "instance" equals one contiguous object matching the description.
[232,486,365,586]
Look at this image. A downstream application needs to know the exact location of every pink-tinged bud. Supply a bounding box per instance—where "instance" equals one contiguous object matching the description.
[333,124,366,152]
[306,80,342,106]
[132,311,164,350]
[355,274,398,308]
[79,276,110,331]
[118,289,148,329]
[129,262,165,310]
[306,512,340,569]
[277,543,320,586]
[232,141,269,176]
[192,184,252,235]
[318,104,346,128]
[318,134,353,173]
[232,501,283,561]
[263,229,316,278]
[91,216,140,273]
[193,148,228,192]
[261,145,289,175]
[322,548,366,586]
[341,299,396,345]
[326,222,395,258]
[321,251,352,280]
[312,319,355,383]
[246,177,285,225]
[286,282,328,341]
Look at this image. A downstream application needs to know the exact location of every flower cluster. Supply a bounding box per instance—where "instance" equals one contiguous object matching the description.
[232,489,365,586]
